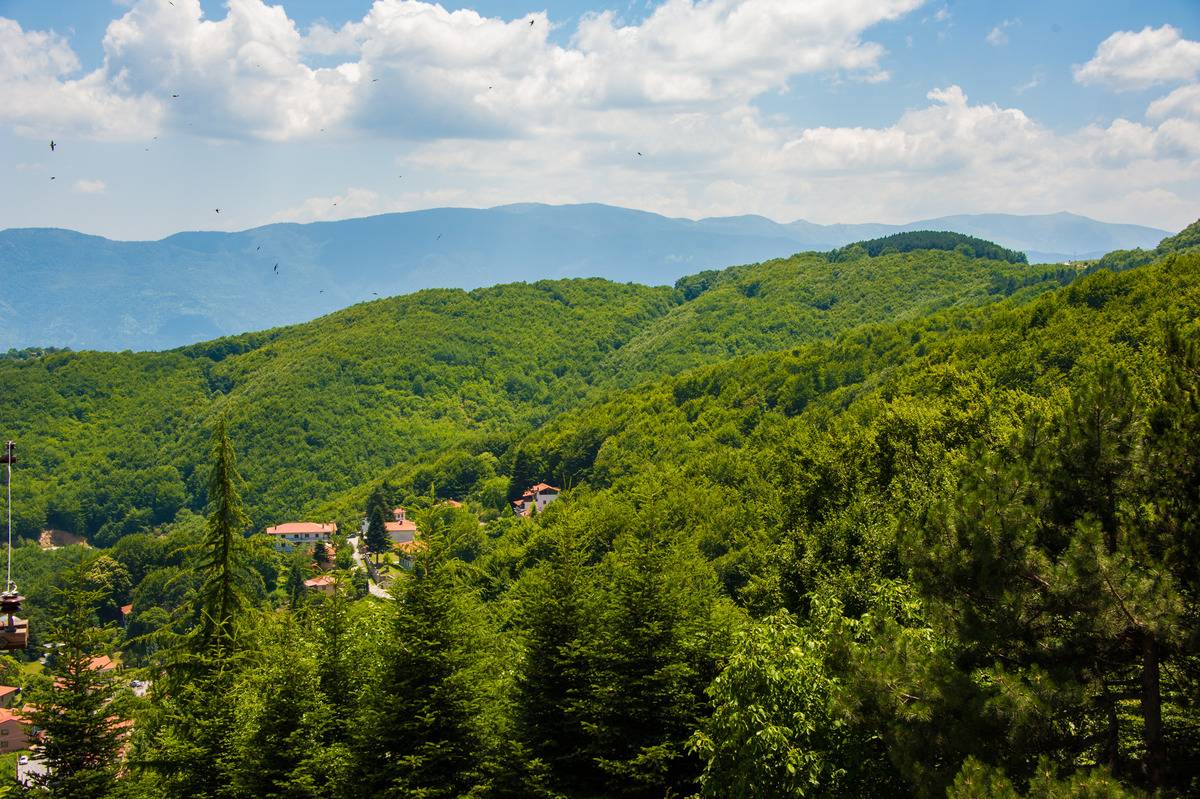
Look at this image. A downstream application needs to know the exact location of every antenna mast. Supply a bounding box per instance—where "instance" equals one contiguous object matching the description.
[3,441,13,590]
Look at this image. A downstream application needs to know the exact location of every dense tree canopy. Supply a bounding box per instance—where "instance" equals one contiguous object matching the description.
[1,218,1198,798]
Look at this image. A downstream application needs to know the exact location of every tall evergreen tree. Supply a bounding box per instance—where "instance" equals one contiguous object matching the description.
[128,413,264,799]
[189,412,262,658]
[350,507,493,798]
[578,485,739,798]
[364,505,390,567]
[512,521,602,796]
[22,557,128,799]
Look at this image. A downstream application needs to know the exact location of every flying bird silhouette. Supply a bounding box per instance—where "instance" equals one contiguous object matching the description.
[529,18,534,25]
[49,140,55,151]
[215,208,220,213]
[273,263,279,273]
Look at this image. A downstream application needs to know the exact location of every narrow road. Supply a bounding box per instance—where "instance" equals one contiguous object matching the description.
[347,535,391,598]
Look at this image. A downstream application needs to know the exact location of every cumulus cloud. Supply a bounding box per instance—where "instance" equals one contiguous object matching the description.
[2,0,926,143]
[1148,84,1200,121]
[1074,25,1200,92]
[72,179,108,194]
[0,17,162,138]
[380,83,1198,230]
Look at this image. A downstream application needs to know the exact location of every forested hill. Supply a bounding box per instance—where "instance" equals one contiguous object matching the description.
[0,242,1067,542]
[2,220,1200,798]
[829,230,1029,263]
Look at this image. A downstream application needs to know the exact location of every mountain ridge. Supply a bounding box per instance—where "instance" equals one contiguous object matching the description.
[1,203,1170,352]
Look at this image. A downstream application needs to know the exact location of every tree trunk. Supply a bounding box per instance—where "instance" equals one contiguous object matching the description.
[1142,633,1165,789]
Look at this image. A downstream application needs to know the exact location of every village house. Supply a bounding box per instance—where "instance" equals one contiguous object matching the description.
[303,575,337,596]
[265,522,337,552]
[360,508,418,547]
[513,483,561,517]
[0,708,30,751]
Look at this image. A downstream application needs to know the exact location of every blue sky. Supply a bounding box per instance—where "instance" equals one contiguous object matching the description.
[1,0,1197,240]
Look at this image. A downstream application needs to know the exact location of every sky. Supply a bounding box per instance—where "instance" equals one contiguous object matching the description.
[1,0,1198,241]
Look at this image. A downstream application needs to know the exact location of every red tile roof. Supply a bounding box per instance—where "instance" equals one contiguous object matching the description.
[265,522,337,536]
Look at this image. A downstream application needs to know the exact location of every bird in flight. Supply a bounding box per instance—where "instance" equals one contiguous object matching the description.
[49,141,56,151]
[529,18,534,25]
[273,263,279,274]
[215,208,220,213]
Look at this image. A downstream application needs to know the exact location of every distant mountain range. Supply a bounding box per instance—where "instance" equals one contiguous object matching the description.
[0,203,1172,352]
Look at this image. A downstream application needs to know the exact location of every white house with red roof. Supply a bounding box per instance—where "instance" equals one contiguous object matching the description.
[361,508,419,547]
[513,483,561,517]
[265,522,337,552]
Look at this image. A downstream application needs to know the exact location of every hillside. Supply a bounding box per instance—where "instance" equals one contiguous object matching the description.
[0,239,1075,544]
[0,205,1167,352]
[4,222,1200,798]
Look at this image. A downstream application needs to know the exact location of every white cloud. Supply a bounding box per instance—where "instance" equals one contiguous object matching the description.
[986,18,1019,47]
[376,84,1198,230]
[2,0,927,144]
[1147,83,1200,121]
[72,179,108,194]
[1074,25,1200,92]
[1015,74,1039,94]
[268,187,407,223]
[0,17,162,139]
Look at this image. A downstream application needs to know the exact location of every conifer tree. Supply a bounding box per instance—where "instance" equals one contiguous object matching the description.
[578,484,739,798]
[22,557,128,799]
[350,505,492,798]
[128,413,263,799]
[364,505,390,567]
[189,412,262,658]
[512,521,602,795]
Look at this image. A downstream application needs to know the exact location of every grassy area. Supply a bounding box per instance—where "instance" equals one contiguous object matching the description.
[0,747,29,776]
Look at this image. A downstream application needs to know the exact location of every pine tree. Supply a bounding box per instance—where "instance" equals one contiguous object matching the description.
[512,522,602,795]
[22,557,128,799]
[128,413,264,799]
[349,507,492,798]
[577,486,738,798]
[364,505,390,567]
[189,412,262,659]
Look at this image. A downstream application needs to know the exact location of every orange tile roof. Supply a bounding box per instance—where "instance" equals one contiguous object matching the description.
[385,520,417,533]
[0,707,26,724]
[396,539,429,554]
[265,522,337,536]
[303,575,337,588]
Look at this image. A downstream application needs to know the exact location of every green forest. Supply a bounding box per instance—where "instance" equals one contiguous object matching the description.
[0,222,1198,798]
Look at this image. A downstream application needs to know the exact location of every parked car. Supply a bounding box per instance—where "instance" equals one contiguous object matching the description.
[18,755,27,765]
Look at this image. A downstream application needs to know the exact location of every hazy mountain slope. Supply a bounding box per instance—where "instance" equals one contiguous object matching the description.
[1,204,1169,352]
[0,239,1064,543]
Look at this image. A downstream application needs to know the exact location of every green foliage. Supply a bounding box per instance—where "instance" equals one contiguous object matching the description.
[22,557,129,799]
[5,237,1200,798]
[830,230,1029,264]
